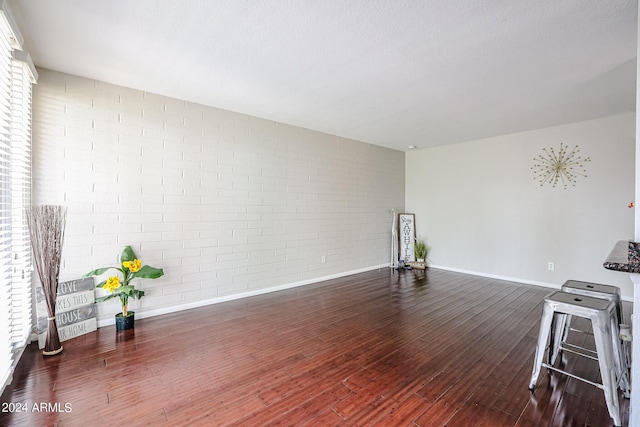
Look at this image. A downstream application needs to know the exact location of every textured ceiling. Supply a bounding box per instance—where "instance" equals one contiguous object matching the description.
[9,0,638,151]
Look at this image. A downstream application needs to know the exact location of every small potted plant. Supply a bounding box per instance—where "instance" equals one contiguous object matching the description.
[84,246,164,330]
[412,239,428,269]
[415,239,428,262]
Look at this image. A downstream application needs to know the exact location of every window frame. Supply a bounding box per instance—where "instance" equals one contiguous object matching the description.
[0,0,37,394]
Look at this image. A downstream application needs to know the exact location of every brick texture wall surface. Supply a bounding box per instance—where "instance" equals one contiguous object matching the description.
[32,69,405,323]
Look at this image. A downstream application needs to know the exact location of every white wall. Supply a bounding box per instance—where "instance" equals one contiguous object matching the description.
[32,69,405,324]
[406,113,636,298]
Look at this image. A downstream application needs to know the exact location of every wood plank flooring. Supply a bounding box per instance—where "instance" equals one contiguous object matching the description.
[0,268,631,426]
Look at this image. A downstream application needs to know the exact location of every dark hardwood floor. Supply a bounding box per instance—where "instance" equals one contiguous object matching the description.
[0,268,631,426]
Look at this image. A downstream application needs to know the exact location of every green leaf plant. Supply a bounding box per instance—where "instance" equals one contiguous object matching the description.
[84,246,164,317]
[414,239,428,261]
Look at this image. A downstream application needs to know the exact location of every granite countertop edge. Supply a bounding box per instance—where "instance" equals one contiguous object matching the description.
[603,240,640,273]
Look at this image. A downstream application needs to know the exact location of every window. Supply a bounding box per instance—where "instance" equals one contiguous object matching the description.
[0,0,37,392]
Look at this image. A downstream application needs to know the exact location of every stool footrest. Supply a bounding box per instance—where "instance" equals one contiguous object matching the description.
[541,362,603,390]
[568,327,593,337]
[560,343,598,360]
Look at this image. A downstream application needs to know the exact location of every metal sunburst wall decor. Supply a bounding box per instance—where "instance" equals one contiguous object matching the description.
[531,143,591,189]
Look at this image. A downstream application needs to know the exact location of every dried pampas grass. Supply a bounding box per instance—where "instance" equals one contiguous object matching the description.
[26,205,67,356]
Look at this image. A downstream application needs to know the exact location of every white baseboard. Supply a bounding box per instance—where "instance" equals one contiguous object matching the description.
[96,264,390,328]
[430,264,560,289]
[430,264,634,302]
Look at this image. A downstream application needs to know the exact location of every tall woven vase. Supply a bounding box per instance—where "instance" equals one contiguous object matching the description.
[27,205,67,356]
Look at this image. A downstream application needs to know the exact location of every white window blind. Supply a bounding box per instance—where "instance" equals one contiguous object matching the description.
[0,0,35,392]
[0,10,12,391]
[10,50,33,357]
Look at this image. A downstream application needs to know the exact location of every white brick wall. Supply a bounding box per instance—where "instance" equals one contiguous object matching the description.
[32,69,405,324]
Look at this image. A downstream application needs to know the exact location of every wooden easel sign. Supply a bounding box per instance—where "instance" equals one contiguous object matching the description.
[398,213,416,262]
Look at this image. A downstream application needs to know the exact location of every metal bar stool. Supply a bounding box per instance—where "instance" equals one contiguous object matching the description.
[562,280,624,328]
[529,291,626,427]
[559,280,631,387]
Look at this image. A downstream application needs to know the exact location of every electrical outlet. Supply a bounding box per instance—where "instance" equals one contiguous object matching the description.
[321,256,326,264]
[548,262,555,271]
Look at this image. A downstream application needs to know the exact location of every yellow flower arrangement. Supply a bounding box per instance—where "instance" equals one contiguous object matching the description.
[122,259,142,272]
[103,276,121,293]
[84,246,164,317]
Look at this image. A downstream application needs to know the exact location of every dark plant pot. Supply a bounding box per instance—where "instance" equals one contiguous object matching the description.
[115,312,135,331]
